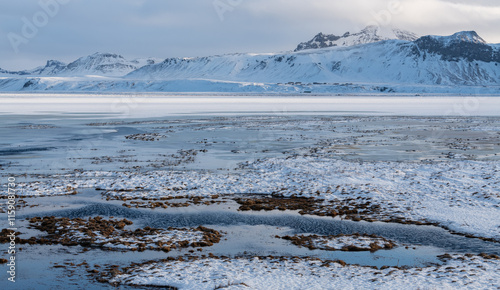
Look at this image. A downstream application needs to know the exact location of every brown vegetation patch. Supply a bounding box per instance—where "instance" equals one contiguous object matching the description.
[234,196,317,212]
[104,194,226,209]
[280,233,396,252]
[0,217,222,252]
[234,195,439,227]
[125,133,166,141]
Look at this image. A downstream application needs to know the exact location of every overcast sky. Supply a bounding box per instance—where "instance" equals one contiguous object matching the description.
[1,0,500,70]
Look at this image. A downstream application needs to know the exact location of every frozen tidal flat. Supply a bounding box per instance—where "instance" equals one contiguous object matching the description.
[1,94,500,289]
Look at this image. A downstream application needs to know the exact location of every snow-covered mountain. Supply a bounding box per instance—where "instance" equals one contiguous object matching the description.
[295,26,419,51]
[29,60,67,75]
[0,68,25,76]
[126,30,499,86]
[5,53,162,77]
[0,30,499,94]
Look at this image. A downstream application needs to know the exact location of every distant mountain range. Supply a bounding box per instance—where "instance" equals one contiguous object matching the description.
[1,26,499,94]
[0,53,161,77]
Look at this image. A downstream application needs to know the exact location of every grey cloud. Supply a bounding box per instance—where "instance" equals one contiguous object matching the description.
[0,0,499,70]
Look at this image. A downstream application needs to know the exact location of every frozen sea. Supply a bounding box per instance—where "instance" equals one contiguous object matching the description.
[2,93,500,117]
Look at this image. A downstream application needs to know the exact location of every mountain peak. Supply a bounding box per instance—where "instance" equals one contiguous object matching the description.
[88,52,125,59]
[295,26,419,51]
[360,25,378,34]
[63,52,133,76]
[420,31,487,47]
[20,53,162,77]
[451,31,485,44]
[45,60,66,67]
[75,52,126,63]
[27,59,66,75]
[392,28,420,42]
[414,31,497,63]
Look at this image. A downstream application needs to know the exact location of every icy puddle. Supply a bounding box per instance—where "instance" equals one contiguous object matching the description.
[3,113,500,177]
[7,191,500,289]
